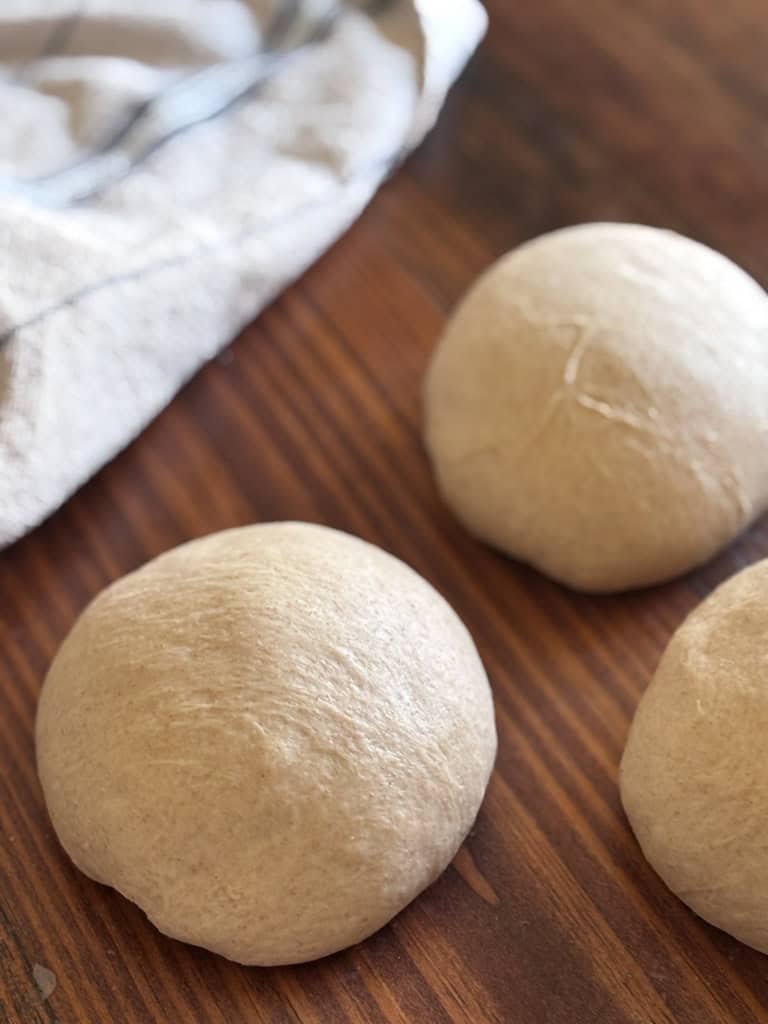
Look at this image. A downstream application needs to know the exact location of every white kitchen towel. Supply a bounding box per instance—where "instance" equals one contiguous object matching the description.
[0,0,486,548]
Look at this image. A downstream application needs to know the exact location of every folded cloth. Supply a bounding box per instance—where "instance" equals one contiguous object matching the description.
[0,0,486,548]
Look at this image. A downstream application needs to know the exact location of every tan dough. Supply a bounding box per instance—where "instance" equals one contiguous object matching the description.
[36,522,497,965]
[424,223,768,592]
[621,558,768,952]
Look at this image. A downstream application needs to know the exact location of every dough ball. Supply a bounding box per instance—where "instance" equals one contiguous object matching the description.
[36,522,496,965]
[621,558,768,952]
[424,223,768,592]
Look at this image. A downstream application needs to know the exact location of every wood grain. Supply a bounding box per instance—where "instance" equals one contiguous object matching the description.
[3,1,768,1021]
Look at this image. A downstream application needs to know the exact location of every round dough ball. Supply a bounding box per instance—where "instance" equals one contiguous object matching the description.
[424,223,768,592]
[36,522,496,966]
[621,558,768,952]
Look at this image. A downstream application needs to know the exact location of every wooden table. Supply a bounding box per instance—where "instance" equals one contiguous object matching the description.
[3,1,768,1021]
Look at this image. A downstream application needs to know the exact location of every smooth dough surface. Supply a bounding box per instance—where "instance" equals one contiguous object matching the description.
[424,222,768,592]
[621,558,768,952]
[36,522,497,965]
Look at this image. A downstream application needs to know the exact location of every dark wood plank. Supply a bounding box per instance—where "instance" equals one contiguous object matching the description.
[3,1,768,1021]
